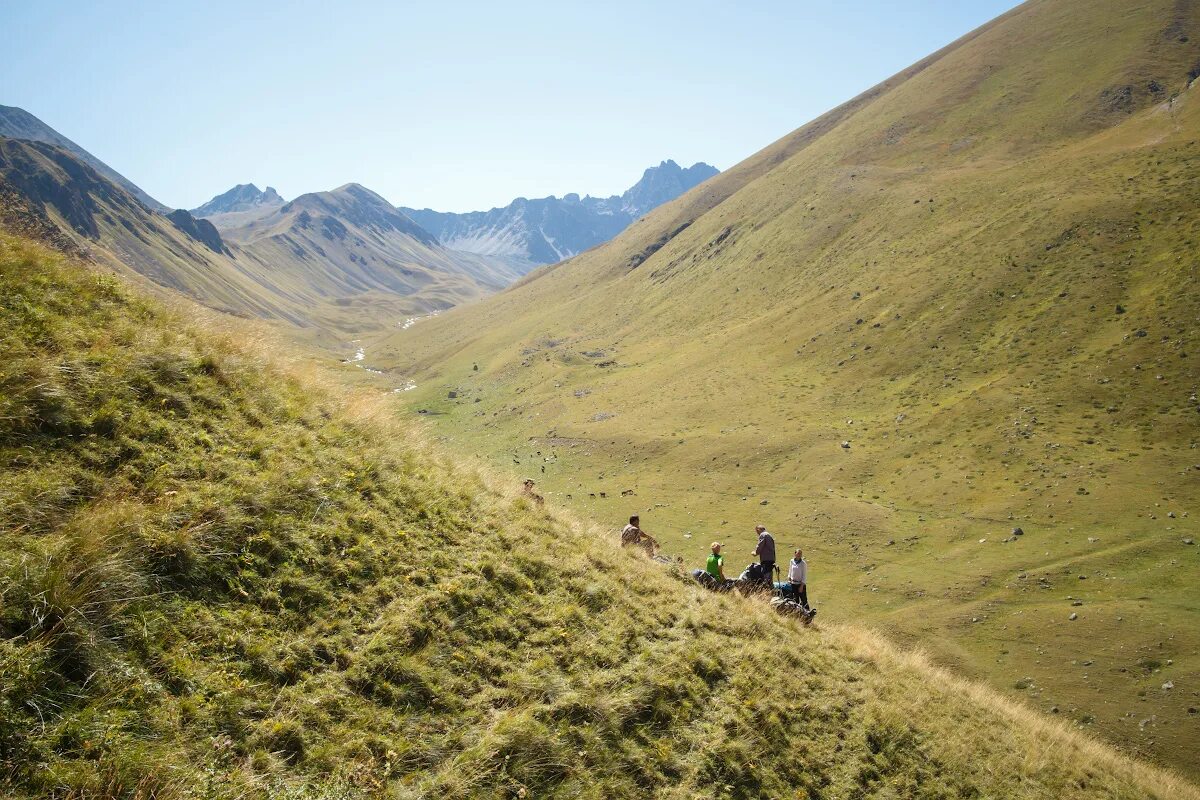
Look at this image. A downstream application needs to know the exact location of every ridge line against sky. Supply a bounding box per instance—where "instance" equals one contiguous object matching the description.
[0,0,1019,212]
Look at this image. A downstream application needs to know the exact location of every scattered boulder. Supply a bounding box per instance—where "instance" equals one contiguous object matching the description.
[1183,538,1194,545]
[1012,527,1024,536]
[841,441,851,449]
[1162,681,1174,691]
[448,390,458,399]
[1069,612,1078,620]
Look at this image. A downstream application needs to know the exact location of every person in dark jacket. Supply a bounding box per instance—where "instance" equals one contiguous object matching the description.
[751,524,776,576]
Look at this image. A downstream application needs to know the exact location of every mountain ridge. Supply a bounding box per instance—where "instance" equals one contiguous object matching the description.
[190,182,283,217]
[0,136,524,342]
[403,159,718,264]
[0,104,168,212]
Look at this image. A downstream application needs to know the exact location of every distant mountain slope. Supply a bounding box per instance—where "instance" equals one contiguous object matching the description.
[0,104,167,212]
[0,137,524,342]
[403,159,717,264]
[376,0,1200,778]
[218,183,526,318]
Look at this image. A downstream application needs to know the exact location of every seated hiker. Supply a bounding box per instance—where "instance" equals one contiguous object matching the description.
[706,541,726,582]
[777,547,810,608]
[620,515,658,554]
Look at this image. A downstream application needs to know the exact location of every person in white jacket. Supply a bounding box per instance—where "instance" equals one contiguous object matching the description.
[786,548,809,609]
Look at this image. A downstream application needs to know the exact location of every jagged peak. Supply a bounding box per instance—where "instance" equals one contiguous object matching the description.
[191,182,285,217]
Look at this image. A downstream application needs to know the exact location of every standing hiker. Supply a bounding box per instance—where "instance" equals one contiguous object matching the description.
[786,548,809,609]
[751,524,776,576]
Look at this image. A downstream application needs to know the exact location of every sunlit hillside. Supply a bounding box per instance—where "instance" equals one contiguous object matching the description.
[5,234,1197,798]
[371,0,1200,776]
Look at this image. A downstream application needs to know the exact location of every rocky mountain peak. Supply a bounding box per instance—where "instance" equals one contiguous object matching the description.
[284,184,439,247]
[621,160,718,218]
[191,183,286,217]
[401,158,720,266]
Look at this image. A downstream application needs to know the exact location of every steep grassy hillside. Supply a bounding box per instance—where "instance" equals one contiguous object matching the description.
[3,234,1197,799]
[0,137,518,348]
[371,0,1200,777]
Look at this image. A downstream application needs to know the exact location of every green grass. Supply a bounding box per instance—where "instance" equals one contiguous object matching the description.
[1,235,1197,799]
[369,0,1200,779]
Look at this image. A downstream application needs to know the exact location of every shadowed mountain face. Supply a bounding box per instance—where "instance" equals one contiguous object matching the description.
[375,0,1200,777]
[0,104,167,212]
[403,159,718,264]
[190,182,283,217]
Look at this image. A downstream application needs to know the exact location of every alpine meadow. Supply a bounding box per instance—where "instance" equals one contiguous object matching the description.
[1,0,1199,798]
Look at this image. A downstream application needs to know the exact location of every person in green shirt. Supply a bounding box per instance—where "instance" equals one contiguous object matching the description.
[706,541,726,581]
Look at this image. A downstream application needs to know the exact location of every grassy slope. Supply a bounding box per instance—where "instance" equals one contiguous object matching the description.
[2,236,1198,799]
[369,0,1200,776]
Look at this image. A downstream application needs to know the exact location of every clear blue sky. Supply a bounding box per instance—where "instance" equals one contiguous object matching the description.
[1,1,1018,212]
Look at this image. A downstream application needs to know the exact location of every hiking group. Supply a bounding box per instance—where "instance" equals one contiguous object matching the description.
[621,516,816,623]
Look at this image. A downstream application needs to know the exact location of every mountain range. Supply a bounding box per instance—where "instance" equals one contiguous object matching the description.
[189,182,284,226]
[402,160,718,264]
[0,137,529,342]
[0,113,543,345]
